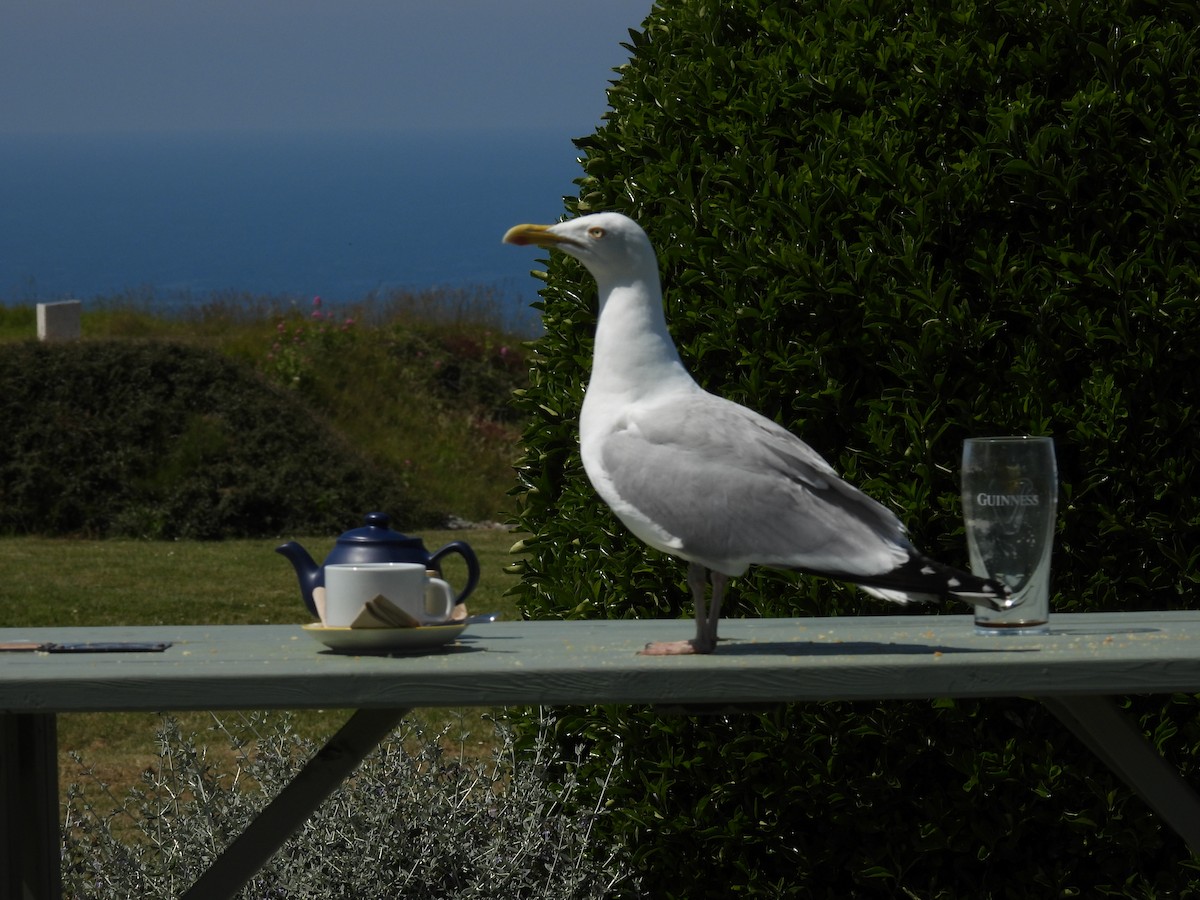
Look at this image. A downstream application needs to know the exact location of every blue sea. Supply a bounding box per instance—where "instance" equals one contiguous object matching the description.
[0,129,588,332]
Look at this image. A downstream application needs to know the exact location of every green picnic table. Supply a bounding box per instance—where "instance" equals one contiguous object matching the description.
[4,613,1200,898]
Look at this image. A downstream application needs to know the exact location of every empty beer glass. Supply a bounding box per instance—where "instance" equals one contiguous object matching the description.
[961,436,1057,634]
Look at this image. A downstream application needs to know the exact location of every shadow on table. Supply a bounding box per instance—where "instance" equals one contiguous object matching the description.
[714,639,1040,657]
[313,642,489,658]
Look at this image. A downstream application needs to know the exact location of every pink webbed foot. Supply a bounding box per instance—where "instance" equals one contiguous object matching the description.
[639,637,716,656]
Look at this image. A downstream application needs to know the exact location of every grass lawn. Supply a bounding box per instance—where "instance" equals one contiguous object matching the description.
[0,528,526,806]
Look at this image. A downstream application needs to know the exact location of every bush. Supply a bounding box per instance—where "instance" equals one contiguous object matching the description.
[512,0,1200,896]
[261,293,527,423]
[61,711,637,899]
[0,340,427,537]
[262,298,529,523]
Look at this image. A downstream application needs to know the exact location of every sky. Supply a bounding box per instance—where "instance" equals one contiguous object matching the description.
[1,1,654,136]
[0,2,657,312]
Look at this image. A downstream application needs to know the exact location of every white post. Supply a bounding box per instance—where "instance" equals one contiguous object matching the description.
[36,300,82,342]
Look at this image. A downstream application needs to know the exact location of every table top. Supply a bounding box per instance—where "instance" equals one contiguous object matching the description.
[2,613,1199,714]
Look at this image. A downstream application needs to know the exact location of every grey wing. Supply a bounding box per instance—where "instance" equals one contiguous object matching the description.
[597,392,912,577]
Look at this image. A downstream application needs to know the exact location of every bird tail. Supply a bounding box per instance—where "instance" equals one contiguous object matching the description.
[855,553,1013,612]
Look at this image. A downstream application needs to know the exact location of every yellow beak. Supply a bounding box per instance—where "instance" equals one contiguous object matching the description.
[502,223,580,248]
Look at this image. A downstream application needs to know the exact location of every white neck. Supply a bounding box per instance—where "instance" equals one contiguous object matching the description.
[587,274,695,402]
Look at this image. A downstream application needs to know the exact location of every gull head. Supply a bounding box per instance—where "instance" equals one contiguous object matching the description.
[503,212,657,285]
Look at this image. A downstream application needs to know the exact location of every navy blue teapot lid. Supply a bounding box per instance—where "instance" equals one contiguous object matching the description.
[336,512,424,548]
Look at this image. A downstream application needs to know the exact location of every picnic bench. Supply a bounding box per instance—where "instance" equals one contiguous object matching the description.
[4,612,1200,898]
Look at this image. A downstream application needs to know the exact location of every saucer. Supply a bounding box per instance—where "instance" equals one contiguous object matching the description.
[302,622,467,654]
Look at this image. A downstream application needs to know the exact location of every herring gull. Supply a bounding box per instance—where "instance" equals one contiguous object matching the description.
[504,212,1012,655]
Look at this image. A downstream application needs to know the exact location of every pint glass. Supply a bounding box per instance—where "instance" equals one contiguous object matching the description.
[961,436,1057,634]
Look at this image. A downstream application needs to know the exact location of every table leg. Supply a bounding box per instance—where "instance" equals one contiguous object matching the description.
[0,713,61,900]
[181,707,409,900]
[1042,695,1200,854]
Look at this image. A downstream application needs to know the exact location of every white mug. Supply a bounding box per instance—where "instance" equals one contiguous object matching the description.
[323,562,455,627]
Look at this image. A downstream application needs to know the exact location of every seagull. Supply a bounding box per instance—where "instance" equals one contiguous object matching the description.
[504,212,1013,655]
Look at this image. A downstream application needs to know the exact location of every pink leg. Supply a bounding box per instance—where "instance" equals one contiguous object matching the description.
[640,564,724,656]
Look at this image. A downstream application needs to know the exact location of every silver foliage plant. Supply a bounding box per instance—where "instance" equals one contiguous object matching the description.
[61,711,635,899]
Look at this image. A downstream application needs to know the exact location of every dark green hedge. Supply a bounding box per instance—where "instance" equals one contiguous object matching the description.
[0,340,422,538]
[511,0,1200,896]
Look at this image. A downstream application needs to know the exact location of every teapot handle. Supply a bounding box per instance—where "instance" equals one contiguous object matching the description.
[428,541,480,606]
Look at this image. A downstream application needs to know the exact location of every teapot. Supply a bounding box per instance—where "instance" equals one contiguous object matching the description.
[277,512,480,617]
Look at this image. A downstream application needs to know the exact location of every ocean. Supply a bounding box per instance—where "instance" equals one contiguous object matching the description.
[0,129,588,332]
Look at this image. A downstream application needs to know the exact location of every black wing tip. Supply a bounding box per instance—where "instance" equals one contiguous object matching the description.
[792,553,1014,609]
[873,554,1013,608]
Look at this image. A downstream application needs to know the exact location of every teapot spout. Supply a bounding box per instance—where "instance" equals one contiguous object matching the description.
[275,541,321,616]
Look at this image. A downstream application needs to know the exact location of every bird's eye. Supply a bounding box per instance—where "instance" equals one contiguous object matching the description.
[588,226,606,239]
